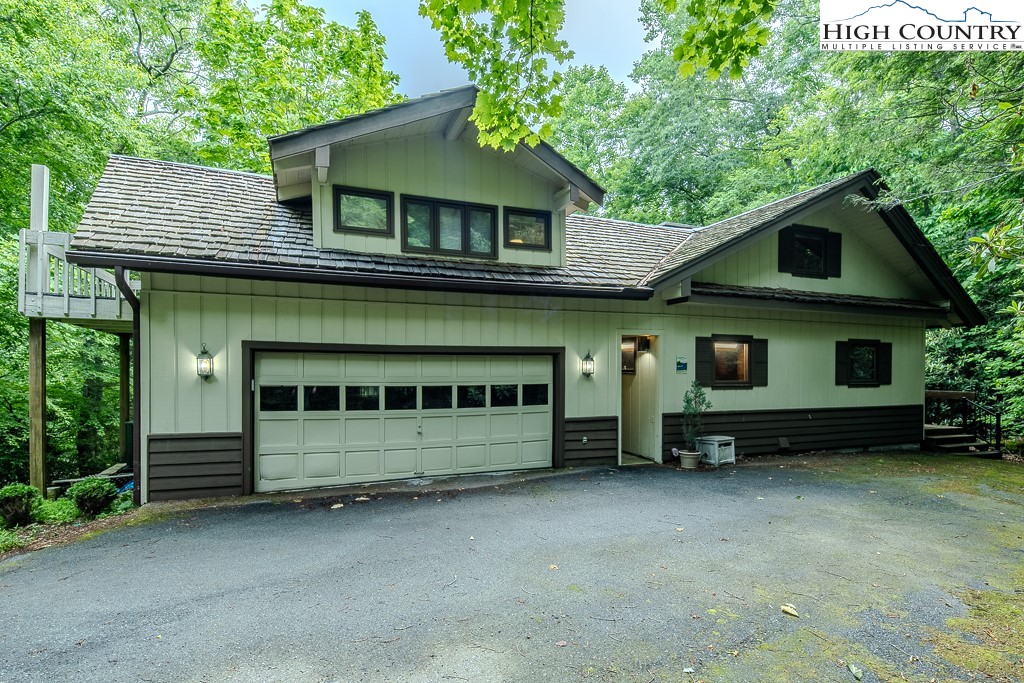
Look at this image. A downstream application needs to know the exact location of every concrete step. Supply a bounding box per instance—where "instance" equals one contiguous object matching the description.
[934,441,992,453]
[924,424,964,433]
[924,433,978,445]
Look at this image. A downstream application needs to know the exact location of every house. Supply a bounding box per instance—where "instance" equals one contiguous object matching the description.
[18,86,984,503]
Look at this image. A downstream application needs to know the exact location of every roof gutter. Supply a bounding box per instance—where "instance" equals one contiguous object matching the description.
[68,250,654,301]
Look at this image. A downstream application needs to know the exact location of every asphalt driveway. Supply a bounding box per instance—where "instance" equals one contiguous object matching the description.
[2,457,1022,682]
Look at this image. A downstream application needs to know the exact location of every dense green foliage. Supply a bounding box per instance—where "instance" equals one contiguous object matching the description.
[66,477,118,518]
[0,0,399,486]
[421,0,780,148]
[0,483,42,527]
[34,496,80,524]
[548,0,1024,431]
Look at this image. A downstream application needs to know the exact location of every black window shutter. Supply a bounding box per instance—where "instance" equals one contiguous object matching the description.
[826,232,842,277]
[835,341,850,385]
[878,342,893,385]
[778,227,795,273]
[750,339,768,386]
[695,337,714,386]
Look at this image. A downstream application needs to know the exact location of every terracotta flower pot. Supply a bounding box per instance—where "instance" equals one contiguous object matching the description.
[676,449,701,470]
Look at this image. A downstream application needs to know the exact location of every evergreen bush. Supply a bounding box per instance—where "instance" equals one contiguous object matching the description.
[0,483,41,528]
[66,478,118,518]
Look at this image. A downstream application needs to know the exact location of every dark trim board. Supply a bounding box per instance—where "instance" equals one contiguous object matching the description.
[564,416,618,467]
[67,250,652,301]
[241,343,567,495]
[148,432,243,501]
[662,404,923,459]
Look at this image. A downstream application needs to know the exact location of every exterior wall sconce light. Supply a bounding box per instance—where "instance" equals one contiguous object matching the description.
[196,343,214,380]
[581,350,595,377]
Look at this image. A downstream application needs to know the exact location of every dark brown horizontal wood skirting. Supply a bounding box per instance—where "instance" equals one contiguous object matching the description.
[564,416,617,466]
[148,432,243,501]
[662,405,923,459]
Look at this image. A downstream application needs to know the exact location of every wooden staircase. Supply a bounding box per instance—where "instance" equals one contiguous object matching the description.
[923,424,1001,459]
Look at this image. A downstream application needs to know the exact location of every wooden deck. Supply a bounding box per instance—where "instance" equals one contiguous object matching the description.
[18,228,137,332]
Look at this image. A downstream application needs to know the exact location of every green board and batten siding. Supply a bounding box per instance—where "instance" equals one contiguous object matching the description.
[138,273,925,501]
[695,207,934,300]
[310,134,566,268]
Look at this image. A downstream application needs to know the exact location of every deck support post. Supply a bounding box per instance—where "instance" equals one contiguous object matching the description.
[29,318,47,492]
[118,333,131,466]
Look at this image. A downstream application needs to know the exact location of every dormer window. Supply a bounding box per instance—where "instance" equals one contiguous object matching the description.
[505,208,552,251]
[401,195,497,258]
[333,186,394,236]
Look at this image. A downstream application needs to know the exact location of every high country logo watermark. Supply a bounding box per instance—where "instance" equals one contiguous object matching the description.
[820,0,1024,51]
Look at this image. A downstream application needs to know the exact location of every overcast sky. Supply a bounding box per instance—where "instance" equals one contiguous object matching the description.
[315,0,651,95]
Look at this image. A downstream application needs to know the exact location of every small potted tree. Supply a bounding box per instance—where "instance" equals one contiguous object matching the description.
[678,379,712,469]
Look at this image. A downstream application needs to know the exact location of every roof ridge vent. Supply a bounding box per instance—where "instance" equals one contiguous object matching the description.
[659,221,699,231]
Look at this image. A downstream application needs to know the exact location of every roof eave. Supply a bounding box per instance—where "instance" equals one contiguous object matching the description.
[65,250,654,301]
[669,287,955,325]
[268,87,480,160]
[858,180,986,328]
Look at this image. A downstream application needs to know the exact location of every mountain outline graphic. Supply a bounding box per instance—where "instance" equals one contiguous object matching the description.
[835,1,1015,23]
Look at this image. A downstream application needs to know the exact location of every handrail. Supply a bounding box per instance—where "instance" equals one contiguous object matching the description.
[926,389,1002,454]
[966,398,1002,453]
[18,228,139,322]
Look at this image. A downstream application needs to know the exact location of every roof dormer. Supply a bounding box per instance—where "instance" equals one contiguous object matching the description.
[267,86,603,269]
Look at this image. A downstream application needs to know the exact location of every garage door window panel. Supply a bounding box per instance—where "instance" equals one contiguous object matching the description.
[458,385,487,408]
[422,385,453,409]
[260,386,298,411]
[522,384,548,406]
[346,386,380,411]
[303,386,340,411]
[385,385,417,410]
[490,384,519,407]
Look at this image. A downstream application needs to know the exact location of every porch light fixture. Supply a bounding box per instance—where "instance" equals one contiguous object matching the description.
[196,343,214,380]
[581,350,595,378]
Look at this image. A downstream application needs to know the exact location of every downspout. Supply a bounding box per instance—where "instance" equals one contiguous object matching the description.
[115,266,142,505]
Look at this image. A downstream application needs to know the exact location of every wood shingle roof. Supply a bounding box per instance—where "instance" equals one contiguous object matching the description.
[66,155,983,325]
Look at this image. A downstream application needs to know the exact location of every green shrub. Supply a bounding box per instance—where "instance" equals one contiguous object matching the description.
[34,497,80,524]
[66,478,118,518]
[0,483,41,528]
[0,528,26,553]
[96,492,135,519]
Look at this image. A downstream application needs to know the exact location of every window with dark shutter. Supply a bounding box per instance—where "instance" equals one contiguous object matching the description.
[835,339,892,387]
[778,224,842,279]
[696,335,767,389]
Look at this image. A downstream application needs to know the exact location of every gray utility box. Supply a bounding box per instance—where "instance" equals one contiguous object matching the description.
[695,435,736,467]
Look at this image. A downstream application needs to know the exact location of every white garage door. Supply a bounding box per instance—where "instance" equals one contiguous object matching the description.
[254,352,553,492]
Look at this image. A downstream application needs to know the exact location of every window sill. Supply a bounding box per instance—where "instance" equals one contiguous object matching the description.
[333,227,393,237]
[708,382,755,390]
[505,242,552,252]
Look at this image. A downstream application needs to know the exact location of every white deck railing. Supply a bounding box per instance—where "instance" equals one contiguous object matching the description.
[17,228,138,324]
